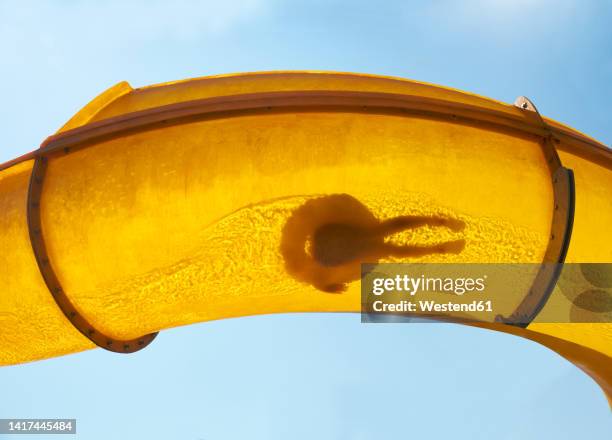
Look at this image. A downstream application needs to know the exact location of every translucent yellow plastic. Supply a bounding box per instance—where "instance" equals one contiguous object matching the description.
[0,72,610,403]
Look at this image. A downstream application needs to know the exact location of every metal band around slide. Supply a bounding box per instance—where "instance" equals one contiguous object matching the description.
[495,97,576,327]
[26,152,158,353]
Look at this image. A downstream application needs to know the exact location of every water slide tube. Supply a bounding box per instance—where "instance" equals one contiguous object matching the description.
[0,72,610,403]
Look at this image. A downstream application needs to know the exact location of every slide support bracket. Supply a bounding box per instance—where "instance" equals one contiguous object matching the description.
[495,96,575,326]
[26,152,158,353]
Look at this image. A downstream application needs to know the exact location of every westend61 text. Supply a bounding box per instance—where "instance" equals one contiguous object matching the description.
[371,299,493,313]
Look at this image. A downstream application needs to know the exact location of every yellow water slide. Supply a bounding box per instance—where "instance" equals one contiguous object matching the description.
[0,72,610,401]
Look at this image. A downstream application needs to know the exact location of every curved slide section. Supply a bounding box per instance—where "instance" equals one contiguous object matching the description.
[0,72,610,401]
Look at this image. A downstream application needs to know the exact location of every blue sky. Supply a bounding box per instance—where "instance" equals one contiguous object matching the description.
[1,1,611,439]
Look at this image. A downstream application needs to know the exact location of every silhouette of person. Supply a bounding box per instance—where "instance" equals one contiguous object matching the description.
[281,194,465,293]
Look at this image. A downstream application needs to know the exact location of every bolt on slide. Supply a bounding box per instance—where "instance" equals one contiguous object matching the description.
[0,72,610,403]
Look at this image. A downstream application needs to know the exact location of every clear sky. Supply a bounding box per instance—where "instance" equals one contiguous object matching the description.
[1,1,611,439]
